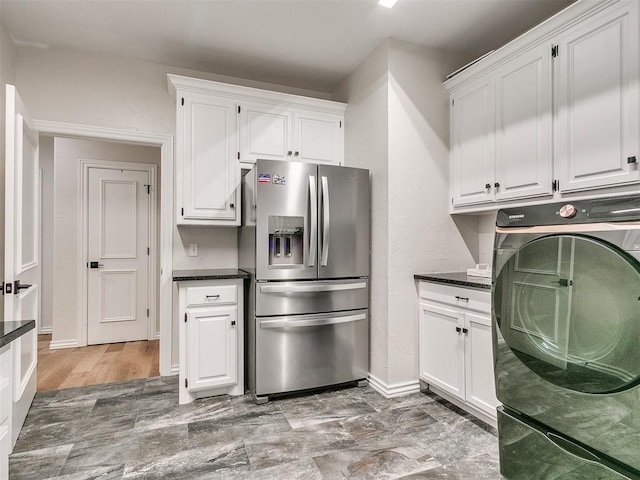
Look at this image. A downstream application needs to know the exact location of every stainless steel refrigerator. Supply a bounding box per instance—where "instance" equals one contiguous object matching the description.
[239,159,370,403]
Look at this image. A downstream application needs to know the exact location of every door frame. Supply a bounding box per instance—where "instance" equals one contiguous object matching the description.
[33,119,174,376]
[82,160,157,345]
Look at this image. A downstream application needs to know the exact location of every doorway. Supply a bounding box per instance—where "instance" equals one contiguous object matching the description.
[38,136,164,390]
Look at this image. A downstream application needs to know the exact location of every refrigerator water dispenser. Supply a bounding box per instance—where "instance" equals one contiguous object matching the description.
[268,216,304,266]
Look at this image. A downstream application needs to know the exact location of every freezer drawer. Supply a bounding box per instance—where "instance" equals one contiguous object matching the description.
[255,309,368,396]
[255,279,368,316]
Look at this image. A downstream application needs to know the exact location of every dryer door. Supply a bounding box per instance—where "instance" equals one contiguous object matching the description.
[494,233,640,394]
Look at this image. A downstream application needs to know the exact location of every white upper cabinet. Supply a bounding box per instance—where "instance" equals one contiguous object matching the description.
[176,92,240,226]
[555,1,639,192]
[293,110,343,165]
[495,43,553,201]
[168,75,346,224]
[451,76,495,206]
[446,0,640,211]
[240,104,344,165]
[240,103,293,162]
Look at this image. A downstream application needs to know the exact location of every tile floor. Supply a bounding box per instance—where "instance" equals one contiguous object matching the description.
[9,377,503,479]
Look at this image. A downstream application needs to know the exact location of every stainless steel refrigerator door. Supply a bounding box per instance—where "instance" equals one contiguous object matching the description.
[255,279,368,316]
[255,309,369,395]
[255,159,319,280]
[317,165,370,279]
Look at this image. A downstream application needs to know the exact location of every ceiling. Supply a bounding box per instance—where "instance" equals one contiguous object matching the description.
[0,0,576,93]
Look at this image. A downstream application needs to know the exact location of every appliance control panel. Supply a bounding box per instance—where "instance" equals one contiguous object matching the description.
[558,204,577,218]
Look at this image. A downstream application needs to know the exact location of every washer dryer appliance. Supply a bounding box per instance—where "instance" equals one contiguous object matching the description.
[493,196,640,480]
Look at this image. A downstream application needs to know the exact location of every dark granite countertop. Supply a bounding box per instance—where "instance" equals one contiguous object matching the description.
[414,272,491,290]
[1,320,36,349]
[172,268,250,282]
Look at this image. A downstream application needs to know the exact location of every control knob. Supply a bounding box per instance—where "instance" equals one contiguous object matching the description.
[559,204,577,218]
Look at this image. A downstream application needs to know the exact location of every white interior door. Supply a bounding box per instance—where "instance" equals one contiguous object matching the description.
[5,84,39,444]
[87,167,150,345]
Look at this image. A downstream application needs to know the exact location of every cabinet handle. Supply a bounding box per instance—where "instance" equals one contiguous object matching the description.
[455,295,469,302]
[462,328,468,334]
[287,151,293,156]
[230,203,235,209]
[485,183,491,190]
[294,151,299,156]
[455,327,462,333]
[494,182,500,189]
[231,320,236,326]
[628,156,638,164]
[205,295,220,299]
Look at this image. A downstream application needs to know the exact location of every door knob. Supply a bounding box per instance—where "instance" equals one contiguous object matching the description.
[89,261,104,269]
[14,280,32,293]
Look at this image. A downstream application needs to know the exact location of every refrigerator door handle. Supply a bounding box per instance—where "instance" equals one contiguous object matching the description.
[321,176,330,266]
[260,312,367,329]
[309,175,317,267]
[259,282,367,294]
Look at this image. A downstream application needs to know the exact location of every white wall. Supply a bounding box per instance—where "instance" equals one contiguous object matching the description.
[387,40,475,385]
[51,138,160,346]
[333,40,391,387]
[14,47,332,276]
[39,135,54,333]
[0,19,17,323]
[334,39,477,391]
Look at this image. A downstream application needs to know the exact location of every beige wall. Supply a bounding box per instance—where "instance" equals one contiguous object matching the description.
[51,138,160,346]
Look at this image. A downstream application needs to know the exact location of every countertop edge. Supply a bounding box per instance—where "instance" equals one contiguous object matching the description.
[0,320,36,349]
[172,269,250,282]
[414,273,491,291]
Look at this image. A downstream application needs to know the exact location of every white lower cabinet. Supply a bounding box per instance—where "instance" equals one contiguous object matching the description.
[418,281,499,426]
[0,344,12,478]
[178,279,244,404]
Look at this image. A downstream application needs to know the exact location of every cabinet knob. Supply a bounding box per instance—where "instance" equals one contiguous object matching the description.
[485,183,491,190]
[287,151,293,156]
[294,151,299,156]
[462,328,468,334]
[494,182,500,189]
[231,320,236,326]
[627,156,638,164]
[455,326,462,333]
[230,203,235,209]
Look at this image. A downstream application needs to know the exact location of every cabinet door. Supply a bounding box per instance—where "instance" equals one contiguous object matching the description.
[495,43,553,201]
[451,77,495,206]
[555,1,639,192]
[0,423,8,480]
[419,302,465,399]
[240,103,294,163]
[464,311,500,418]
[293,110,343,165]
[179,93,239,224]
[187,306,237,391]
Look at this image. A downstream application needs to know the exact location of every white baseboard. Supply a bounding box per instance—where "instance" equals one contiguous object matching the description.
[368,373,421,398]
[48,339,79,350]
[170,364,179,375]
[38,326,52,334]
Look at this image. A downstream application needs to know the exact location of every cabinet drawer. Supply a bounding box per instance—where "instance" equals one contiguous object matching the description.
[186,285,237,307]
[419,281,490,314]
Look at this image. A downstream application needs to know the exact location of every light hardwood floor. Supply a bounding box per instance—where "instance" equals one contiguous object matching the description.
[37,334,160,392]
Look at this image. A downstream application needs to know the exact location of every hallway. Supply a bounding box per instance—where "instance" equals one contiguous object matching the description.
[37,334,160,391]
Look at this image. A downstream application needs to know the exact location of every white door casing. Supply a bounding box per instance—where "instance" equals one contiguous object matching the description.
[87,166,152,345]
[5,84,38,445]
